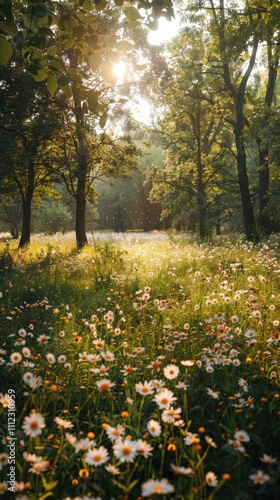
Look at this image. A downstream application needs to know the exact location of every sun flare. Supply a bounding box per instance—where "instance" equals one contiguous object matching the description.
[113,61,126,81]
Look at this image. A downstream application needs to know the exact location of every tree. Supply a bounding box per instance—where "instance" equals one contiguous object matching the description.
[148,25,234,238]
[202,0,261,241]
[49,107,142,245]
[251,0,280,233]
[0,58,61,247]
[0,0,175,246]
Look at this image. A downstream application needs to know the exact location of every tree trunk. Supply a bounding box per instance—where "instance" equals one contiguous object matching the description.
[18,198,32,248]
[18,161,35,249]
[75,196,87,248]
[72,85,88,248]
[258,143,270,233]
[197,101,206,240]
[198,202,206,240]
[258,49,278,234]
[235,103,257,241]
[75,159,88,248]
[211,0,259,241]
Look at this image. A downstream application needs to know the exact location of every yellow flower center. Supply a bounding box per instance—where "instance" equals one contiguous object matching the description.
[100,383,110,391]
[153,486,163,493]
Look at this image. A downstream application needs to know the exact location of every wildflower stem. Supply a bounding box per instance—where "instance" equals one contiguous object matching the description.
[160,431,168,476]
[207,478,226,500]
[138,397,145,433]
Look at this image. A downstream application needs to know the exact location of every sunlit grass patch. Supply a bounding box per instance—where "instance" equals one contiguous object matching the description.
[0,233,279,499]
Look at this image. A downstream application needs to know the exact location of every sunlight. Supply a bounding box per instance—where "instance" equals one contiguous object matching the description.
[132,99,153,125]
[148,16,180,45]
[113,61,126,81]
[110,16,179,124]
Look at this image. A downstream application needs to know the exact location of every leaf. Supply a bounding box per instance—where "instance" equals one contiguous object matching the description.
[47,74,58,95]
[68,67,82,84]
[38,493,55,500]
[103,35,117,49]
[88,90,101,114]
[0,37,13,65]
[127,20,140,29]
[32,68,48,82]
[112,479,127,491]
[94,0,109,12]
[89,52,102,72]
[47,45,57,57]
[62,84,72,98]
[115,40,134,52]
[60,15,78,35]
[108,52,120,63]
[49,59,64,73]
[99,112,107,129]
[123,6,142,21]
[147,19,159,31]
[41,476,58,492]
[0,2,17,35]
[57,74,72,86]
[126,479,139,492]
[81,0,93,12]
[61,37,75,50]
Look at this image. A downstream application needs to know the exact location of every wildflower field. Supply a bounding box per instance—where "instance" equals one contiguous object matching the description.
[0,232,279,500]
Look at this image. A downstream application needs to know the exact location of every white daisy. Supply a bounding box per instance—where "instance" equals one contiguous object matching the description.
[141,478,175,496]
[96,379,115,392]
[234,430,250,442]
[205,471,218,487]
[170,463,194,475]
[147,419,162,437]
[104,424,125,442]
[249,470,270,485]
[136,439,154,458]
[113,438,138,463]
[135,380,155,396]
[85,446,109,466]
[54,417,74,429]
[161,407,182,424]
[10,352,22,364]
[153,388,177,409]
[163,364,180,379]
[22,412,46,438]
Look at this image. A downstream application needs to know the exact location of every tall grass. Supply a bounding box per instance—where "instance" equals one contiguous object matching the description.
[0,232,279,499]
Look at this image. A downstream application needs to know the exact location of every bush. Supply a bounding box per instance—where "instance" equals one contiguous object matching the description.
[33,199,73,234]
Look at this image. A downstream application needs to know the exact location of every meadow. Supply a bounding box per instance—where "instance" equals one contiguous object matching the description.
[0,232,279,500]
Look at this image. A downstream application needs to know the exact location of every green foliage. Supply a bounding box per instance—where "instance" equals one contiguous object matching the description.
[33,199,73,234]
[95,145,164,231]
[147,23,239,238]
[0,36,12,65]
[0,0,174,101]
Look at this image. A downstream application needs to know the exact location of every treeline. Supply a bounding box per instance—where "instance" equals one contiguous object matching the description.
[0,1,279,245]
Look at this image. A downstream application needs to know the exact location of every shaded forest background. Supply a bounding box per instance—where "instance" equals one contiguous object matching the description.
[0,0,280,246]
